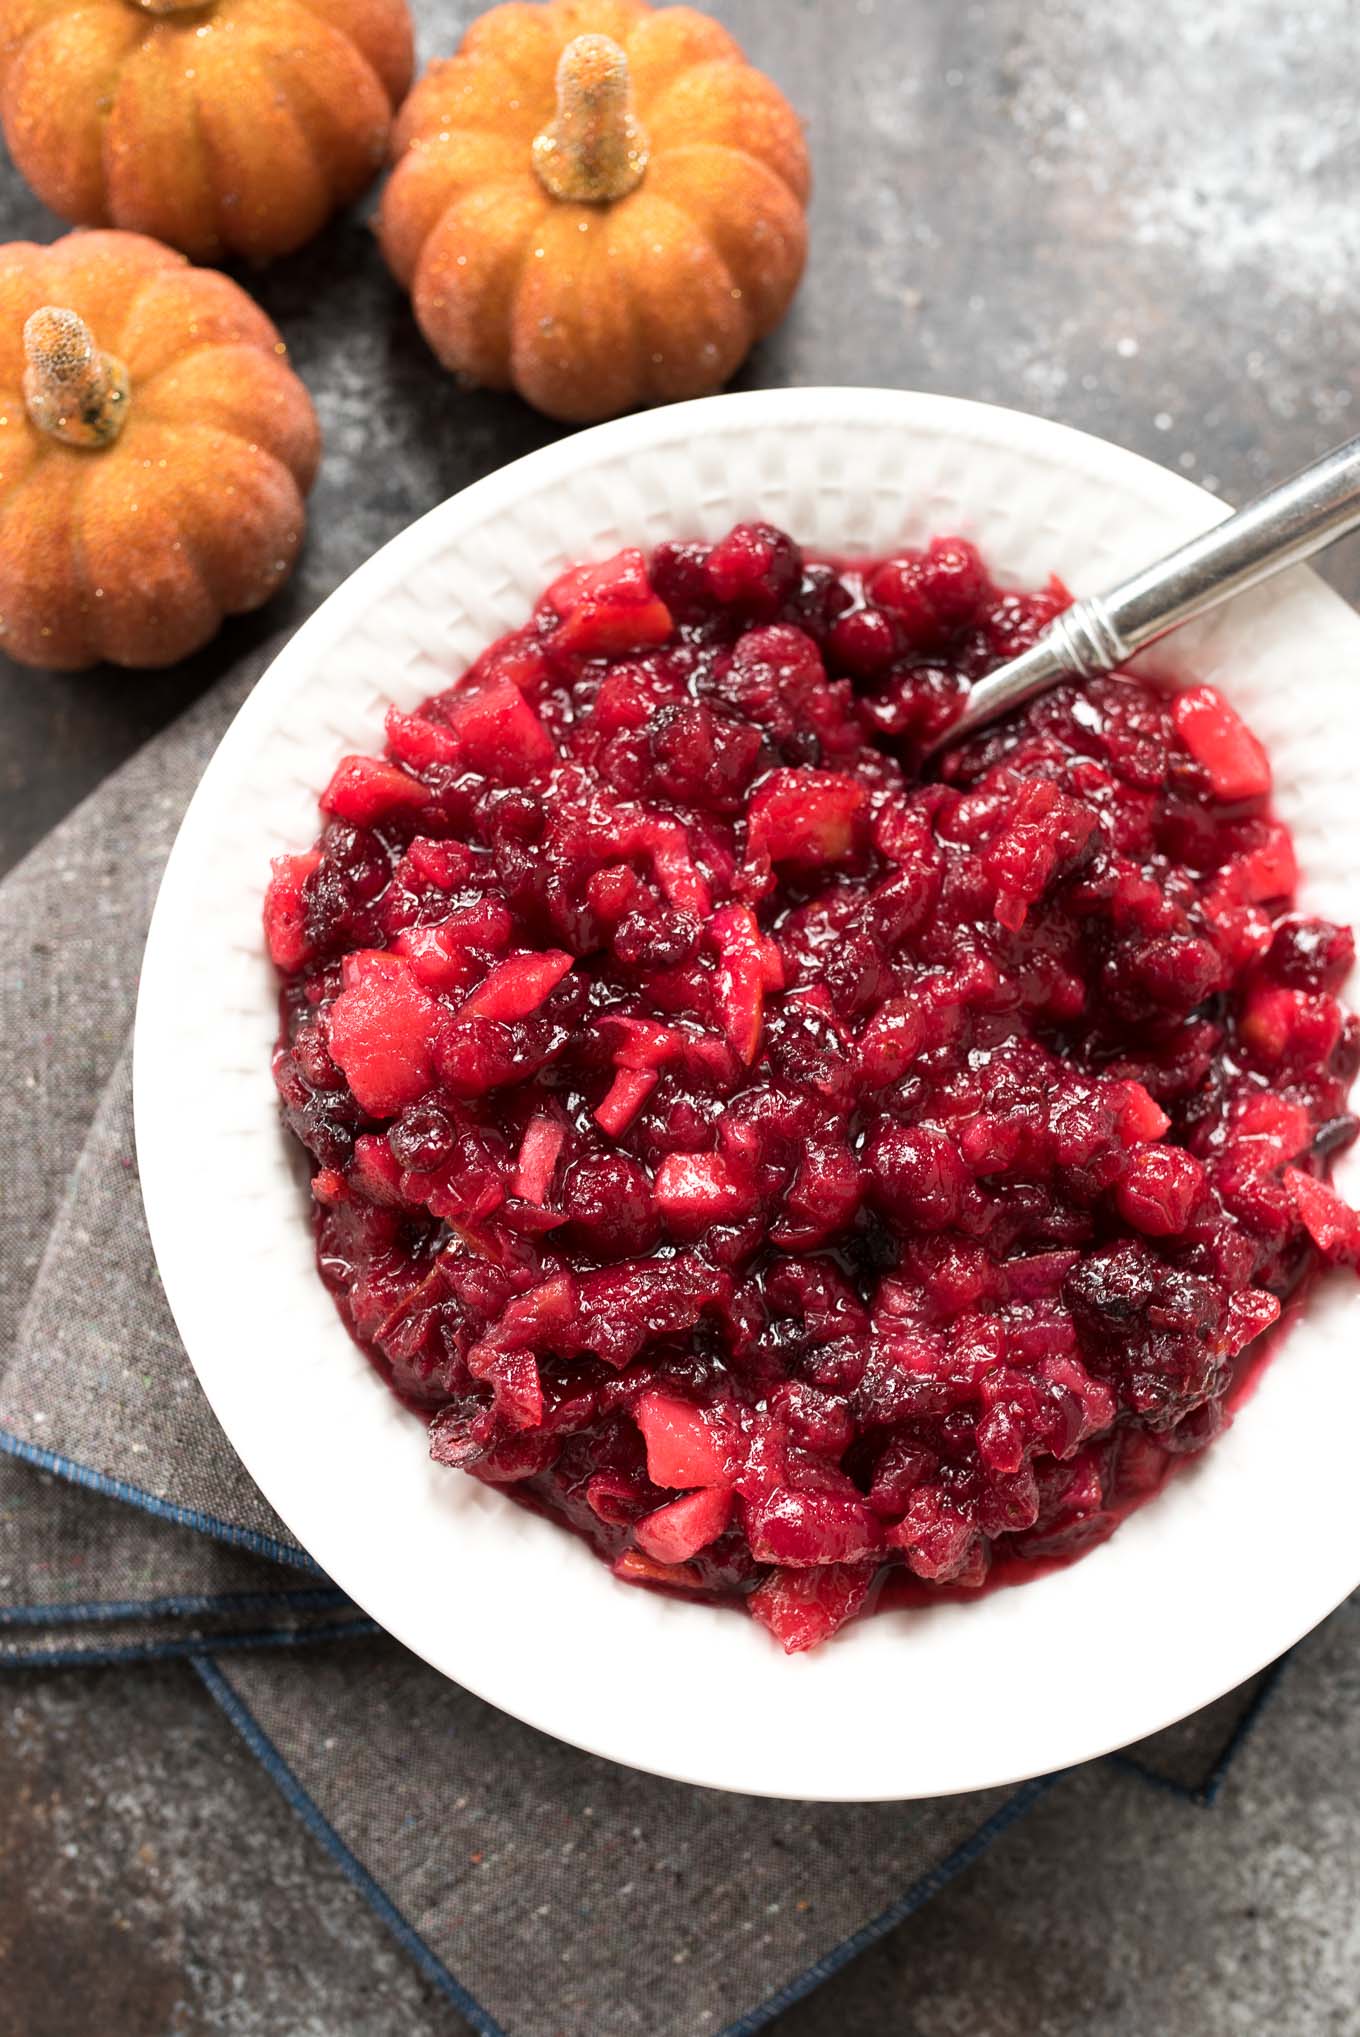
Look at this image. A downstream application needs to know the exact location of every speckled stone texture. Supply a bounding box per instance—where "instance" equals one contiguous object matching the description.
[1,0,1358,2032]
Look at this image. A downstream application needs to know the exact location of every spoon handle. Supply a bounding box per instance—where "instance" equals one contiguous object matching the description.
[946,432,1360,741]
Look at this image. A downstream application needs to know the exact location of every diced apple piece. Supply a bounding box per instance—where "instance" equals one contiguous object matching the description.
[634,1486,734,1566]
[320,754,429,825]
[654,1150,757,1231]
[1233,1090,1313,1160]
[546,548,674,657]
[575,1258,731,1368]
[634,1389,737,1488]
[748,1561,879,1653]
[709,903,783,1065]
[746,768,866,869]
[611,1548,706,1593]
[745,1487,882,1567]
[1234,820,1297,903]
[483,1349,545,1431]
[339,948,405,990]
[1285,1165,1360,1259]
[1113,1079,1171,1143]
[327,953,438,1115]
[1239,983,1342,1071]
[384,707,463,772]
[647,824,712,916]
[394,923,478,995]
[512,1115,566,1205]
[1173,686,1271,801]
[484,632,554,700]
[593,1067,658,1136]
[263,851,320,971]
[598,1015,685,1071]
[458,950,574,1023]
[443,675,556,782]
[351,1134,406,1206]
[397,901,517,992]
[405,837,474,891]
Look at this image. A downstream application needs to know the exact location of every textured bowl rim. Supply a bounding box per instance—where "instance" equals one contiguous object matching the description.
[135,387,1360,1800]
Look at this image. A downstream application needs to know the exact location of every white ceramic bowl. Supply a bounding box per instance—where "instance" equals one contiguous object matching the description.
[136,388,1360,1801]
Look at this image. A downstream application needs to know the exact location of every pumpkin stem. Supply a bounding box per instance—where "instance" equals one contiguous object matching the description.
[532,34,649,203]
[126,1,215,15]
[22,307,131,449]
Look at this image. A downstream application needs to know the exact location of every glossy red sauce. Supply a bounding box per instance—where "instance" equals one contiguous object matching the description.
[266,523,1360,1651]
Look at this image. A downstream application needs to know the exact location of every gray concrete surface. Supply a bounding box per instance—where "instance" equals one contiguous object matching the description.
[2,1,1358,2031]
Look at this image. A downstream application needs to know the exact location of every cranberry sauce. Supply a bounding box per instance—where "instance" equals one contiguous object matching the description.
[266,523,1360,1652]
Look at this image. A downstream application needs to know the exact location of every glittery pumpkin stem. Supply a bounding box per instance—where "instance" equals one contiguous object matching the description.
[532,34,649,203]
[22,307,131,449]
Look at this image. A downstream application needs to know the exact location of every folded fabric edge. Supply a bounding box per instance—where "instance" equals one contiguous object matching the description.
[0,1587,351,1628]
[0,1425,1295,1802]
[0,1428,317,1573]
[1108,1649,1294,1807]
[0,1619,381,1672]
[193,1654,510,2037]
[715,1770,1061,2037]
[194,1653,1064,2037]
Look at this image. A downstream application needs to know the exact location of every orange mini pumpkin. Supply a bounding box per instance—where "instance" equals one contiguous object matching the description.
[0,0,415,264]
[379,0,810,422]
[0,229,320,670]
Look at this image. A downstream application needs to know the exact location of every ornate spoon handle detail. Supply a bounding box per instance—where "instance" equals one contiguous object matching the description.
[944,432,1360,745]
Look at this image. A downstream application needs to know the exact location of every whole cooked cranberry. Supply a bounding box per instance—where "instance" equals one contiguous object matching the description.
[867,553,936,640]
[1063,1240,1160,1348]
[479,787,545,848]
[291,1020,342,1091]
[323,823,390,904]
[787,562,856,641]
[868,537,986,646]
[560,1152,662,1259]
[389,1101,458,1173]
[704,522,802,618]
[920,537,987,627]
[866,1123,970,1231]
[646,701,763,810]
[827,605,899,679]
[1114,1145,1206,1237]
[650,539,714,621]
[1266,916,1355,993]
[859,664,968,747]
[707,622,860,765]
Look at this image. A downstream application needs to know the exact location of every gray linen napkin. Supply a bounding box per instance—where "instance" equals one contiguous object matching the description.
[0,642,362,1659]
[0,1451,369,1665]
[0,667,1315,2037]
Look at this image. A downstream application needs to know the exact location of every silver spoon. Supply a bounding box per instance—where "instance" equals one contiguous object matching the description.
[937,432,1360,749]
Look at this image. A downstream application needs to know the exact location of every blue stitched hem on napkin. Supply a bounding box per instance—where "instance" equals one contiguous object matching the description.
[8,1621,382,1670]
[1108,1652,1293,1807]
[0,1428,321,1571]
[2,1588,348,1627]
[1,1413,1294,2037]
[193,1651,1062,2037]
[191,1641,1285,2037]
